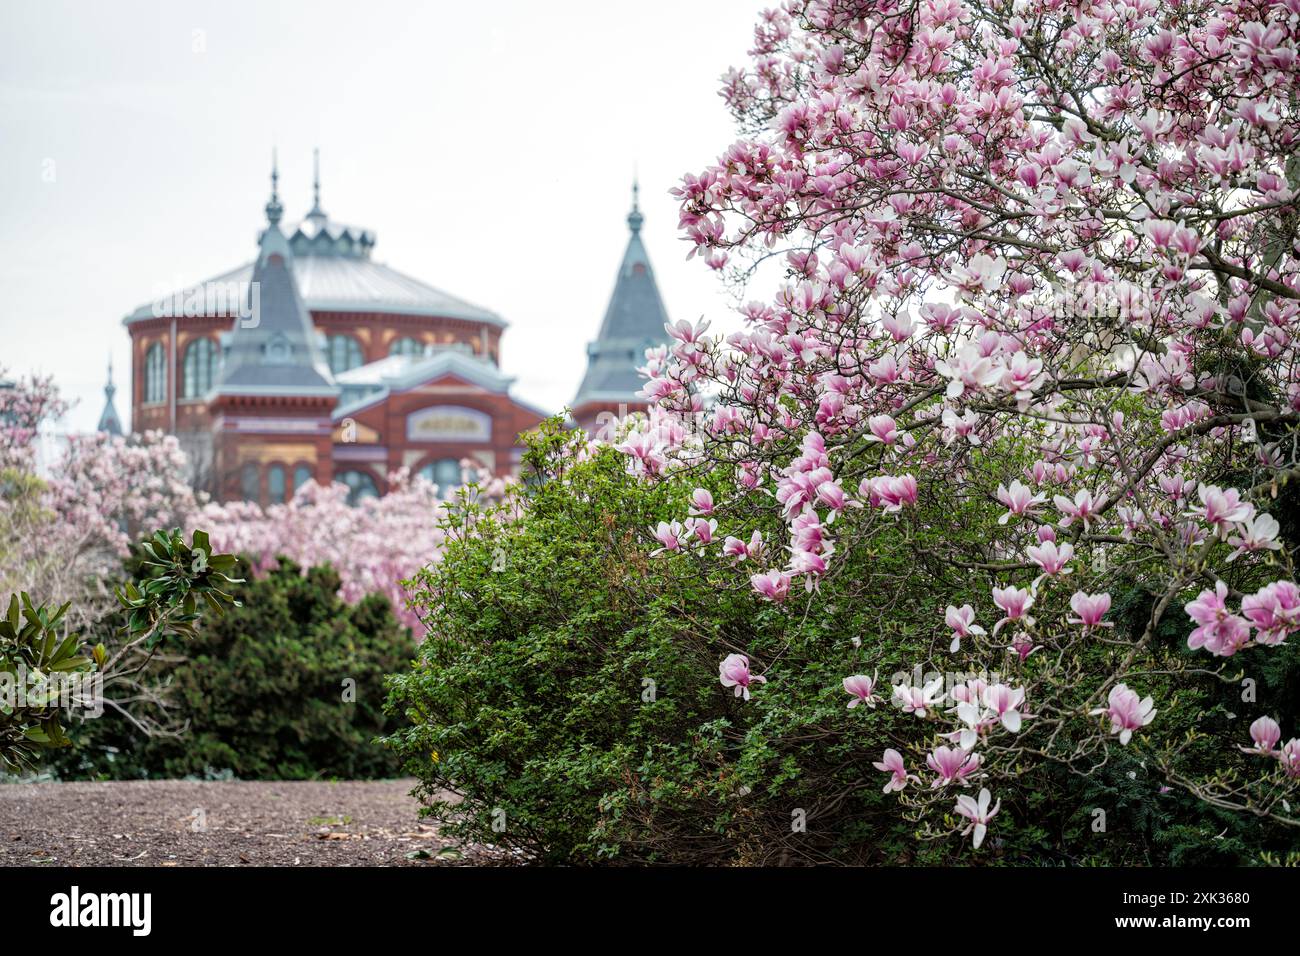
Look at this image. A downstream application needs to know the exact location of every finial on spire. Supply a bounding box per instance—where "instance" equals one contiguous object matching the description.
[627,175,644,235]
[265,148,284,226]
[308,147,326,218]
[97,354,123,435]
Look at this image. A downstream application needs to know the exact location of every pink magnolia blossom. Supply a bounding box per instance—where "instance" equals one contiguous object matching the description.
[1068,591,1113,630]
[722,530,764,562]
[1027,540,1074,577]
[640,0,1300,844]
[1001,351,1046,406]
[945,604,986,652]
[1185,581,1253,656]
[843,673,880,709]
[1053,489,1100,530]
[942,407,981,446]
[873,748,912,794]
[1190,484,1253,535]
[927,745,982,788]
[991,585,1035,634]
[199,473,457,632]
[876,474,918,511]
[1227,513,1281,561]
[981,683,1026,733]
[950,678,989,707]
[865,414,899,445]
[689,488,715,515]
[1281,740,1300,779]
[934,345,1002,400]
[1242,716,1282,755]
[650,520,685,554]
[996,479,1045,525]
[1092,684,1156,745]
[1240,580,1300,646]
[893,677,945,717]
[749,568,792,603]
[718,653,766,701]
[951,699,993,751]
[685,516,718,546]
[1006,632,1039,662]
[955,788,1001,849]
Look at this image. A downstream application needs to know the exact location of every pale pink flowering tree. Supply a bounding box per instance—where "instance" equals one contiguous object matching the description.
[1,371,199,628]
[618,0,1300,848]
[194,470,481,632]
[0,369,66,472]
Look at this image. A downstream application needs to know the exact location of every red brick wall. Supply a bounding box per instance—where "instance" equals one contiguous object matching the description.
[129,311,542,502]
[128,311,506,431]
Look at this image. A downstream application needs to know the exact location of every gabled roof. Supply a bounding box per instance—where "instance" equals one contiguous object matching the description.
[573,184,670,408]
[334,349,549,421]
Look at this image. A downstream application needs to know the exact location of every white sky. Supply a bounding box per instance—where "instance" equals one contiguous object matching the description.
[0,0,768,433]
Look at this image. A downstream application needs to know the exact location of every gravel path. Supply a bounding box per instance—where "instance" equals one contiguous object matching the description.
[0,779,507,867]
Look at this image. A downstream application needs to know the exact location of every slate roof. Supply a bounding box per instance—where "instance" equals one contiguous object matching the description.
[573,187,671,408]
[96,360,123,435]
[213,221,338,399]
[123,162,502,329]
[124,254,504,327]
[333,350,548,421]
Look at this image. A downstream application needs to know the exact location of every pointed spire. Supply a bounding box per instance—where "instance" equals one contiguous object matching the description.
[265,148,284,226]
[627,176,643,235]
[307,147,326,219]
[216,203,336,399]
[572,184,670,414]
[97,356,123,436]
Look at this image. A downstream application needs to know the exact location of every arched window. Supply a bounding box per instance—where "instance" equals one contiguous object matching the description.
[418,458,463,496]
[388,336,424,358]
[144,343,167,404]
[326,334,364,375]
[240,462,260,503]
[292,464,313,493]
[182,338,218,398]
[267,464,286,504]
[337,469,379,505]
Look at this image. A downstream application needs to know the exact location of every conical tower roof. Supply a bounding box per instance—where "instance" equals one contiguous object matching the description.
[573,183,670,409]
[213,159,338,399]
[96,358,123,435]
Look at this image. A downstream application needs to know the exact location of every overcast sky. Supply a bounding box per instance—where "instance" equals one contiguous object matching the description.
[0,0,767,432]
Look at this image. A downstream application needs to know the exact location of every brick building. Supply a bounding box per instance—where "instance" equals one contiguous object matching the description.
[122,156,547,503]
[120,157,668,503]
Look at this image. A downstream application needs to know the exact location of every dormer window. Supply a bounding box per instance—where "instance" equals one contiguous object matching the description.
[264,333,292,364]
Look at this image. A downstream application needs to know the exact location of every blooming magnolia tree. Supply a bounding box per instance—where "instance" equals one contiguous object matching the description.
[0,371,65,474]
[621,0,1300,850]
[2,370,199,626]
[2,368,454,634]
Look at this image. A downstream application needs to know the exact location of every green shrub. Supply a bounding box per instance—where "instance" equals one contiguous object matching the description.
[51,558,411,781]
[384,420,1300,865]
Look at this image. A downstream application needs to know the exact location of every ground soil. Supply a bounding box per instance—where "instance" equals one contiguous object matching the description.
[0,779,515,867]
